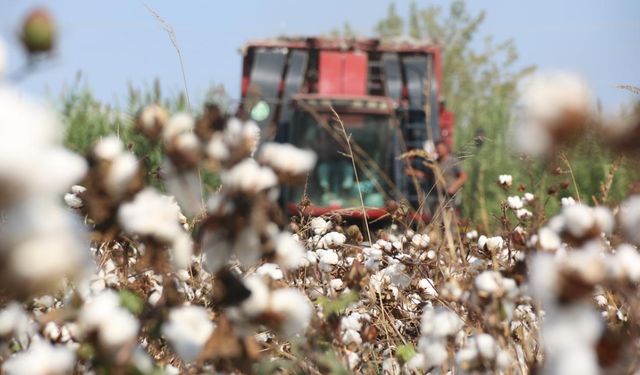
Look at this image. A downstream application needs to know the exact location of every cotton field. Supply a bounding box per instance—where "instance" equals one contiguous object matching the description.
[2,8,640,375]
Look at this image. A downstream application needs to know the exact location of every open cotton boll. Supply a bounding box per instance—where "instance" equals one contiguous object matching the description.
[0,303,31,341]
[258,142,317,176]
[562,204,596,238]
[619,195,640,244]
[537,227,561,251]
[256,263,283,280]
[118,188,186,245]
[2,341,75,375]
[269,288,312,337]
[170,233,193,271]
[421,307,463,338]
[94,135,124,160]
[221,159,278,194]
[201,230,233,274]
[3,200,88,284]
[317,249,339,272]
[498,174,512,187]
[613,244,640,282]
[105,152,138,198]
[164,112,195,143]
[411,233,430,248]
[237,275,270,317]
[274,232,306,269]
[310,217,331,235]
[162,305,215,363]
[317,232,346,249]
[418,338,448,367]
[136,104,168,140]
[78,290,121,331]
[507,196,524,210]
[98,308,139,349]
[206,133,230,161]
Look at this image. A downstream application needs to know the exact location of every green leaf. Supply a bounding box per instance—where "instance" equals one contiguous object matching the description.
[396,344,417,362]
[119,289,144,315]
[316,290,359,316]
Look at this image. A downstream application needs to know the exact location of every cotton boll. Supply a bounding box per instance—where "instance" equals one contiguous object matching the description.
[498,174,512,187]
[619,195,640,244]
[516,208,533,219]
[106,152,138,198]
[421,307,462,338]
[94,135,124,160]
[561,196,577,207]
[136,104,168,140]
[78,290,121,331]
[206,133,230,161]
[118,188,186,245]
[162,305,215,363]
[4,200,88,285]
[475,271,501,297]
[418,338,448,367]
[466,230,478,240]
[613,244,640,282]
[475,334,496,360]
[310,217,331,235]
[507,196,524,210]
[538,227,561,251]
[341,328,362,345]
[318,232,346,249]
[170,233,193,270]
[98,308,139,349]
[562,204,596,238]
[258,142,317,177]
[269,288,312,337]
[164,112,195,143]
[593,206,614,235]
[221,159,278,194]
[274,232,305,269]
[238,276,270,317]
[317,249,339,272]
[256,263,283,280]
[486,236,504,252]
[2,341,75,375]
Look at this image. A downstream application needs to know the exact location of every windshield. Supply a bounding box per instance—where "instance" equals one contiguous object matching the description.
[288,110,394,208]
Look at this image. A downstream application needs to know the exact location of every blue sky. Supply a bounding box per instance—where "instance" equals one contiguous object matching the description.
[2,0,639,112]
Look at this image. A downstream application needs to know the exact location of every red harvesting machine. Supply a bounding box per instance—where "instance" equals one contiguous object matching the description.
[238,37,454,220]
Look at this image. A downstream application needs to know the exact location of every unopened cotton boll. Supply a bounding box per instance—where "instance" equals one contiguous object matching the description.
[269,288,312,337]
[162,305,214,363]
